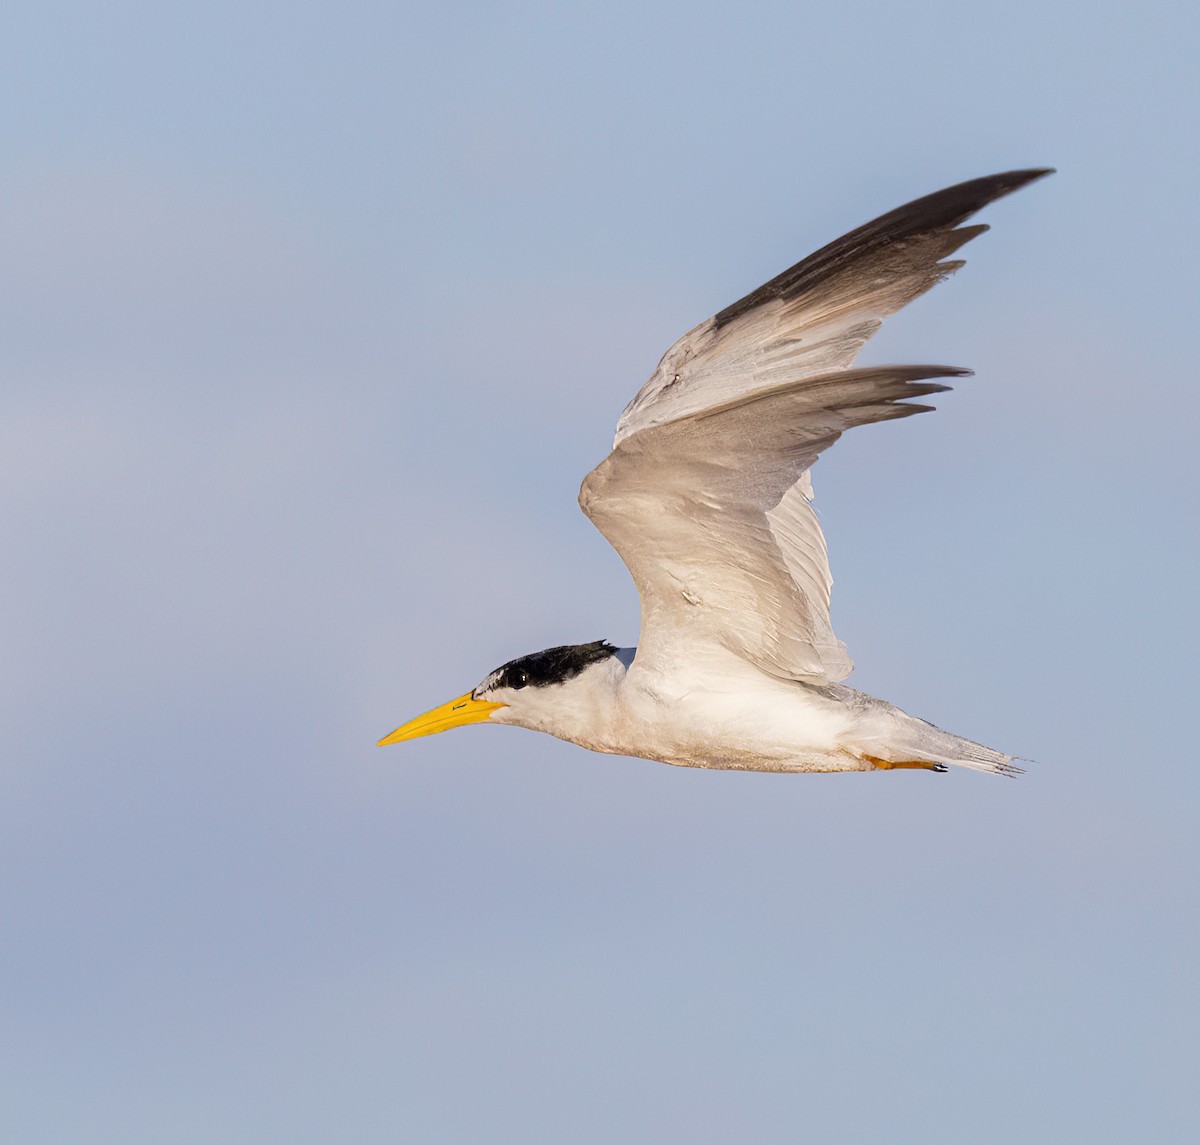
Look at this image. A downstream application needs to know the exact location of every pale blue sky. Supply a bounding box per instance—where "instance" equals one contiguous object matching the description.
[2,2,1198,1142]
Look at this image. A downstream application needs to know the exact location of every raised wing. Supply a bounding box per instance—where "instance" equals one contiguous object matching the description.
[581,366,966,683]
[614,169,1052,445]
[584,170,1050,683]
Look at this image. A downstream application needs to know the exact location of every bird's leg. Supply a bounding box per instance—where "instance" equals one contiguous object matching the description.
[862,754,948,773]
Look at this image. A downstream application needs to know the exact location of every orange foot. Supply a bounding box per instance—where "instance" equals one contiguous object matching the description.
[863,754,948,773]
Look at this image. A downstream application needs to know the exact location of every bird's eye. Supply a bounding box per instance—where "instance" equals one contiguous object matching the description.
[513,670,529,688]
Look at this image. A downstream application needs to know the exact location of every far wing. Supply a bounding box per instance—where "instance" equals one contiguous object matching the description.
[614,169,1051,445]
[580,366,967,684]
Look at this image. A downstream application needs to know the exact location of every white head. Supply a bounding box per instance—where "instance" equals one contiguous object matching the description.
[377,641,626,747]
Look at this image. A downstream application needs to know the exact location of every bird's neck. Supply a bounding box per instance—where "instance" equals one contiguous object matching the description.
[500,649,635,755]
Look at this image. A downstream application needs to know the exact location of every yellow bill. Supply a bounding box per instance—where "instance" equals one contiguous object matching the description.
[377,692,505,746]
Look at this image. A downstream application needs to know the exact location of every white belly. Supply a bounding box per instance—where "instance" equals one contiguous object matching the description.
[607,668,874,772]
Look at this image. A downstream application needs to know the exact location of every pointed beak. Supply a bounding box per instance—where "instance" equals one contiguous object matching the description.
[376,692,505,746]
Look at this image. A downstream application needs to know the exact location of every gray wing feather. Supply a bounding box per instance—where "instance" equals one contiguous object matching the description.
[615,169,1051,445]
[587,170,1050,683]
[581,366,968,683]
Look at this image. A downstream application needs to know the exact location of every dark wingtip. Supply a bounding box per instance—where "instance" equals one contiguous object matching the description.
[968,166,1055,199]
[714,167,1054,330]
[894,166,1055,221]
[992,166,1055,180]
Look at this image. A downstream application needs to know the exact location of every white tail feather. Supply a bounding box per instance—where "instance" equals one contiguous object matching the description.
[894,712,1024,777]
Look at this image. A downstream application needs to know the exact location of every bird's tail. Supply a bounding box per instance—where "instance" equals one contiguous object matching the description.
[890,710,1024,777]
[837,686,1024,777]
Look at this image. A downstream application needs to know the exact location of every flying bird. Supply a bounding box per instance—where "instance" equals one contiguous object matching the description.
[379,169,1052,776]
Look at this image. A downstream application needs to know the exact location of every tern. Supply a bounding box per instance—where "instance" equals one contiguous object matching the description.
[380,169,1052,775]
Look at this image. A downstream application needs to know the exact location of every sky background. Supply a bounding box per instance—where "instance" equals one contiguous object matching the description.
[3,2,1198,1142]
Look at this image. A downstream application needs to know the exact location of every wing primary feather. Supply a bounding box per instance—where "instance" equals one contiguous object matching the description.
[712,168,1053,329]
[693,364,970,420]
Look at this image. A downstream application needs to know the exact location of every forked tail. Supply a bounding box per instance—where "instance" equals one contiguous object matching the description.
[893,711,1024,777]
